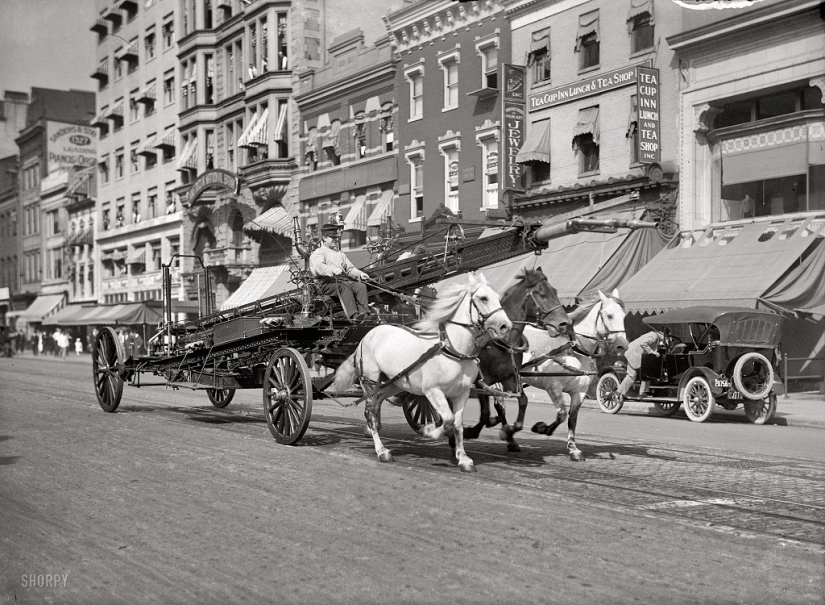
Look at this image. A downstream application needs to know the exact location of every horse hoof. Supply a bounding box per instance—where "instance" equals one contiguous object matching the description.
[507,442,521,453]
[531,422,547,434]
[378,451,394,463]
[569,451,584,462]
[459,463,477,473]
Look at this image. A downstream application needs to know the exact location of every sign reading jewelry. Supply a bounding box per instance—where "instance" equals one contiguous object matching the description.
[500,64,526,200]
[46,121,98,173]
[636,66,660,164]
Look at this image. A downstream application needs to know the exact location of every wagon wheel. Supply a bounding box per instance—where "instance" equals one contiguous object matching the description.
[92,327,125,413]
[206,388,236,408]
[743,392,777,425]
[402,394,443,433]
[263,348,313,445]
[682,376,715,422]
[595,373,623,414]
[653,401,681,417]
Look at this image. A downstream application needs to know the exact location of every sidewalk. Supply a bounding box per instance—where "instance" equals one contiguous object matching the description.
[6,350,823,428]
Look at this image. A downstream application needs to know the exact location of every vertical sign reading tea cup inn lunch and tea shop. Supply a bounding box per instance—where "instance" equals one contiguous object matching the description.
[636,66,660,164]
[500,64,526,205]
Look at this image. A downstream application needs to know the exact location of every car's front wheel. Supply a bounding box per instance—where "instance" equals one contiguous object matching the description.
[683,376,716,423]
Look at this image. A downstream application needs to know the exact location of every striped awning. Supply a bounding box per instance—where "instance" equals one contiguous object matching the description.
[105,100,124,119]
[17,294,66,323]
[176,137,197,171]
[126,248,146,264]
[221,265,296,310]
[367,190,394,227]
[274,104,288,142]
[248,107,269,147]
[137,135,157,156]
[244,205,293,238]
[156,127,176,149]
[343,194,368,232]
[516,119,551,164]
[237,111,260,148]
[91,113,109,131]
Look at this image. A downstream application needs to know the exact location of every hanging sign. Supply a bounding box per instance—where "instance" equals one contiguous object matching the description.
[500,64,526,201]
[636,66,660,164]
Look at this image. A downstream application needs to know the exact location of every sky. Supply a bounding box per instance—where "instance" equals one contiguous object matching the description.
[0,0,97,96]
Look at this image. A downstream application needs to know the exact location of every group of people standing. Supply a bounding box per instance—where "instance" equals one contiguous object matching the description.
[25,328,82,358]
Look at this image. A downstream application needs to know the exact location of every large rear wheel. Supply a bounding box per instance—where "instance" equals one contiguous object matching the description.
[744,392,777,425]
[206,388,236,408]
[263,348,312,445]
[653,401,681,417]
[596,373,623,414]
[683,376,715,422]
[93,327,124,413]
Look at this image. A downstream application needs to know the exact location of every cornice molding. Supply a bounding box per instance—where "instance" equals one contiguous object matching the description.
[293,63,396,109]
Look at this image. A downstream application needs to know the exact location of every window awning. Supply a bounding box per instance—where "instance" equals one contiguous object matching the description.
[575,10,599,50]
[573,107,600,148]
[106,101,124,120]
[69,301,163,326]
[91,113,110,131]
[42,304,97,326]
[127,248,146,264]
[248,107,269,147]
[221,265,296,310]
[627,0,654,31]
[237,111,260,148]
[437,206,647,305]
[529,27,551,57]
[274,104,288,142]
[176,137,197,171]
[722,141,807,185]
[323,120,341,154]
[367,190,394,227]
[17,294,66,323]
[156,127,176,149]
[343,194,368,232]
[244,205,294,238]
[620,216,825,313]
[516,119,551,164]
[137,136,157,156]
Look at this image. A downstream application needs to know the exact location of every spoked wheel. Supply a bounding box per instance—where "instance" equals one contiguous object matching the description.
[263,348,312,445]
[744,392,777,425]
[402,394,443,433]
[206,388,236,408]
[596,373,623,414]
[683,376,715,422]
[92,327,125,413]
[653,401,681,417]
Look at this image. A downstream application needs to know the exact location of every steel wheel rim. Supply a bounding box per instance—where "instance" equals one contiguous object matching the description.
[687,383,709,416]
[405,397,442,430]
[263,350,311,444]
[93,330,122,412]
[599,379,619,411]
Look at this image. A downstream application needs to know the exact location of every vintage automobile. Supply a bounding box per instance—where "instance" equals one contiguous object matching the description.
[594,306,784,424]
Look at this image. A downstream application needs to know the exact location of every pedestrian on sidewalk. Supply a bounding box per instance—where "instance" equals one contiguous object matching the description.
[75,337,83,356]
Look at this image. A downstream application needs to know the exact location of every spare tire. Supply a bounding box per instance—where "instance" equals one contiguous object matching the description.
[733,352,774,401]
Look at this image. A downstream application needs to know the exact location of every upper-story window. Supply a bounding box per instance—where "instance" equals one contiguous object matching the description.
[305,126,318,172]
[163,16,174,50]
[380,103,394,153]
[204,0,214,29]
[628,0,654,54]
[479,42,498,89]
[573,107,600,175]
[409,155,424,219]
[354,112,367,159]
[439,49,460,111]
[528,28,551,84]
[405,63,424,121]
[576,11,600,71]
[115,47,124,79]
[145,26,156,61]
[439,139,460,214]
[130,89,140,121]
[163,70,175,105]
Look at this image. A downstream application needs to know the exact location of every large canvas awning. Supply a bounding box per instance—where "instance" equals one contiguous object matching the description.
[620,216,825,313]
[366,190,394,227]
[221,265,296,310]
[343,194,368,232]
[244,205,294,238]
[516,119,551,164]
[17,294,66,323]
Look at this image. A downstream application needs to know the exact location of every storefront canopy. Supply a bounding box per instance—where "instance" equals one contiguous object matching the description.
[221,265,296,311]
[759,233,825,316]
[621,216,825,313]
[17,294,65,323]
[46,302,163,326]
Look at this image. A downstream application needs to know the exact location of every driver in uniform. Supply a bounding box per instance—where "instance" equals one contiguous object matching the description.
[309,223,371,320]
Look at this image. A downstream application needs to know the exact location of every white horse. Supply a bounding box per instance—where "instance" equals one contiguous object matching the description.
[332,272,512,472]
[522,289,628,461]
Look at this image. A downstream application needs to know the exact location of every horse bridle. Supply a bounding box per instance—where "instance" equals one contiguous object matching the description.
[575,300,624,356]
[447,285,505,332]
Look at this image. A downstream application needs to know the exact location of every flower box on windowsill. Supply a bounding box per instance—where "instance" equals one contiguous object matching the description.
[467,87,498,100]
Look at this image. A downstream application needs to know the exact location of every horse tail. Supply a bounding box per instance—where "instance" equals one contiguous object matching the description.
[332,353,358,392]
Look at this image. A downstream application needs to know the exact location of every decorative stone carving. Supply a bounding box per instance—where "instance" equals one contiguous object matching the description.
[251,185,289,211]
[680,61,691,88]
[809,76,825,104]
[411,24,420,41]
[693,103,723,143]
